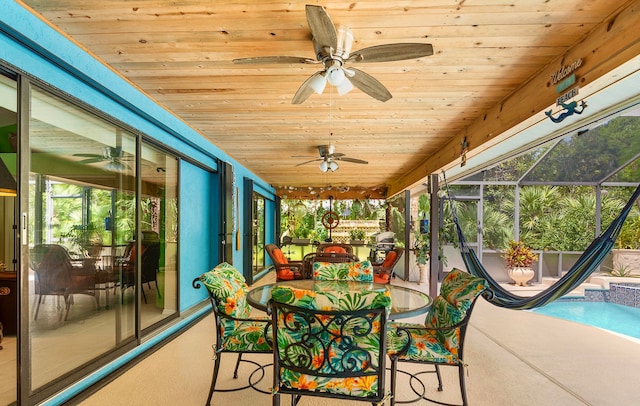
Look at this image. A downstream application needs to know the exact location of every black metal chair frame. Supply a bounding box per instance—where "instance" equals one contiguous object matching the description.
[389,292,491,406]
[269,299,388,406]
[192,277,272,406]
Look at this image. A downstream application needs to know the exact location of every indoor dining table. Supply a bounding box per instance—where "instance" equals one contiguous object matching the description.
[247,279,433,320]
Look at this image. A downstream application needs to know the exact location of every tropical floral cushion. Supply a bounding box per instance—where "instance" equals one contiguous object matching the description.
[312,260,374,282]
[387,323,458,364]
[387,269,487,364]
[220,319,271,352]
[199,262,271,352]
[272,285,390,398]
[423,297,464,355]
[438,268,488,313]
[272,283,390,310]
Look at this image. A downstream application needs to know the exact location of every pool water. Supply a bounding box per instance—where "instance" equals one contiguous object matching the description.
[532,301,640,340]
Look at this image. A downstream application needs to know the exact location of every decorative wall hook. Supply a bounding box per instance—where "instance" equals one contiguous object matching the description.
[545,100,587,123]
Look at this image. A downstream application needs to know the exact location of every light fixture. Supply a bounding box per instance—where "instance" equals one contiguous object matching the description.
[328,161,339,172]
[326,64,346,86]
[335,78,353,96]
[0,158,16,197]
[319,160,329,172]
[309,72,327,94]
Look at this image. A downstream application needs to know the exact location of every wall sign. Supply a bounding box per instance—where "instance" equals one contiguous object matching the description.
[550,58,582,85]
[547,57,587,123]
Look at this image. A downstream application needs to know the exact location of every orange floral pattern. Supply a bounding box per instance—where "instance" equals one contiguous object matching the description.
[199,262,271,352]
[271,285,390,399]
[313,260,374,282]
[387,269,488,364]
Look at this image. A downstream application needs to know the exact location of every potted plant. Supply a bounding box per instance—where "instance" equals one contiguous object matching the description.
[502,240,537,286]
[413,231,430,284]
[349,228,366,245]
[290,226,311,245]
[63,223,104,259]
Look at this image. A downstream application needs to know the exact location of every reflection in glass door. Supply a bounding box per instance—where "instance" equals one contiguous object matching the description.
[0,69,18,405]
[252,193,265,276]
[28,86,137,394]
[139,141,178,330]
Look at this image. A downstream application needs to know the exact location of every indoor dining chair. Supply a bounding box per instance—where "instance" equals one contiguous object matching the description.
[30,244,98,321]
[386,268,490,406]
[193,262,272,406]
[268,284,391,406]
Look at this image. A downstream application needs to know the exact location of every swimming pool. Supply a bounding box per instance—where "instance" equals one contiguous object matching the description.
[532,301,640,340]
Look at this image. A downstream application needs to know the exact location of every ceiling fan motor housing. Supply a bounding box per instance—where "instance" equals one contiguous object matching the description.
[318,145,335,157]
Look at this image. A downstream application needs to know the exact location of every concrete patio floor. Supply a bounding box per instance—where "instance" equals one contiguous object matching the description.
[80,273,640,406]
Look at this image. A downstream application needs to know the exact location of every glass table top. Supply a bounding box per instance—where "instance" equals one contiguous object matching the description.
[247,279,433,320]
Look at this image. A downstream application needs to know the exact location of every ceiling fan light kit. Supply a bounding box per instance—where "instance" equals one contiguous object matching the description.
[233,5,433,104]
[294,144,367,172]
[309,72,327,94]
[319,160,339,172]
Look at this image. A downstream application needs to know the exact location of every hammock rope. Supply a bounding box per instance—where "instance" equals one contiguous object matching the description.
[443,173,640,309]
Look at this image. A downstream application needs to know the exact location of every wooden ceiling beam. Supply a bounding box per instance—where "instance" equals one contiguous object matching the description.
[388,0,640,197]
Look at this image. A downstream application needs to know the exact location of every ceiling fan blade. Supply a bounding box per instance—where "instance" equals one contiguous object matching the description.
[326,152,345,159]
[295,158,323,167]
[233,56,317,64]
[292,71,324,104]
[73,153,103,158]
[306,5,337,52]
[348,67,392,102]
[346,43,434,63]
[76,157,107,164]
[336,157,368,164]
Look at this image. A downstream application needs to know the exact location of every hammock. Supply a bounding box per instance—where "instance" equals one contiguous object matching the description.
[447,182,640,310]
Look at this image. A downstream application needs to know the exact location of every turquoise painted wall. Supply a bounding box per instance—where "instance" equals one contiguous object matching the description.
[0,2,277,403]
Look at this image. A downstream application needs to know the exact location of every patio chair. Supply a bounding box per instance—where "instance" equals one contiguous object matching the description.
[121,242,161,304]
[303,251,359,273]
[386,268,490,406]
[268,284,391,406]
[312,260,374,282]
[373,247,404,284]
[193,262,272,406]
[265,244,307,281]
[29,244,97,320]
[315,242,354,254]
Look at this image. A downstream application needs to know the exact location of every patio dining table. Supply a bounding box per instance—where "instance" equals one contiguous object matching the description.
[247,279,433,320]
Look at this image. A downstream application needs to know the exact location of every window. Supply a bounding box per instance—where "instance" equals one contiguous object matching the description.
[26,85,179,397]
[252,192,266,275]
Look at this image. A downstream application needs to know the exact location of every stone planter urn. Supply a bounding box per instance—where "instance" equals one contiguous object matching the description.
[417,263,429,285]
[508,267,534,286]
[611,249,640,273]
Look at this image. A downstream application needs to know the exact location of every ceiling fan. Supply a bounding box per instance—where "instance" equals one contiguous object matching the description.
[233,4,433,104]
[294,145,368,172]
[74,146,131,170]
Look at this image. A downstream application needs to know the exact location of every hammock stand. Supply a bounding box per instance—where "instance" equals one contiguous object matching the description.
[443,174,640,310]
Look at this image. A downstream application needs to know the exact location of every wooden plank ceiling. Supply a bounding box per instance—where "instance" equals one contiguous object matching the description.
[20,0,637,199]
